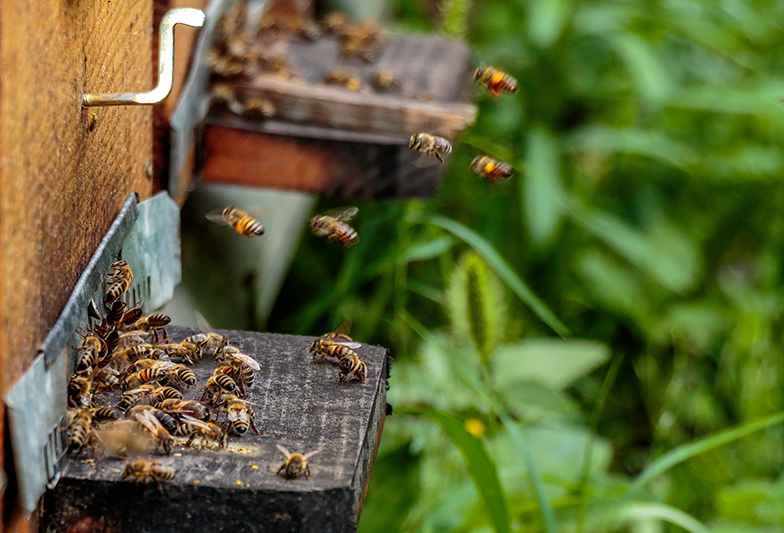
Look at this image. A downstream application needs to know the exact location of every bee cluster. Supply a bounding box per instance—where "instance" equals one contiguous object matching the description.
[64,259,287,490]
[309,320,370,385]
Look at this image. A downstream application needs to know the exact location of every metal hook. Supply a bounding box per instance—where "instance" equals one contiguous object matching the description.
[82,8,206,107]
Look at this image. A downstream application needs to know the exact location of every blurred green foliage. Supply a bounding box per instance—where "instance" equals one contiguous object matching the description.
[265,0,784,530]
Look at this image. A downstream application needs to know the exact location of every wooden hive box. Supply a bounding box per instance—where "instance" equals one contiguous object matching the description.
[48,326,389,532]
[199,11,478,199]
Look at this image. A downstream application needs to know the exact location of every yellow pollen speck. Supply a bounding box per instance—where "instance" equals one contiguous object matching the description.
[174,453,182,457]
[464,418,486,438]
[194,480,200,484]
[112,469,120,473]
[246,483,250,487]
[252,465,258,469]
[236,480,243,486]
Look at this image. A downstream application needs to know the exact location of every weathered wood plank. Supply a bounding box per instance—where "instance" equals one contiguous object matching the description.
[0,1,155,526]
[49,326,389,532]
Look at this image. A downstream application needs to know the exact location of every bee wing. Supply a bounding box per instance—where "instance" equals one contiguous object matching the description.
[276,444,291,458]
[153,361,176,371]
[229,352,261,371]
[330,319,352,338]
[205,209,231,226]
[134,410,160,434]
[321,206,358,223]
[318,339,362,349]
[303,449,321,460]
[180,414,211,430]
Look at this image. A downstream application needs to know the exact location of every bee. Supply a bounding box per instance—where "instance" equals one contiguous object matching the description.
[158,399,211,421]
[133,410,176,454]
[73,330,108,373]
[113,345,159,370]
[124,368,167,390]
[408,133,452,165]
[338,352,369,385]
[223,397,260,436]
[176,415,225,449]
[68,372,93,408]
[105,260,133,306]
[120,302,144,328]
[275,445,319,479]
[128,405,179,434]
[323,12,350,34]
[339,21,382,62]
[309,207,359,247]
[370,70,400,92]
[324,69,361,91]
[93,366,122,392]
[89,407,120,423]
[243,97,276,119]
[200,373,238,405]
[469,155,513,183]
[205,206,265,238]
[216,346,259,396]
[132,313,171,332]
[67,408,94,452]
[309,320,361,360]
[106,300,126,327]
[209,83,245,114]
[167,364,197,390]
[193,311,230,359]
[473,66,518,98]
[153,386,183,405]
[122,460,175,492]
[117,384,156,412]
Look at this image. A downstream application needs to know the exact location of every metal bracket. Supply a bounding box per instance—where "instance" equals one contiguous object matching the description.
[82,8,206,107]
[4,192,182,513]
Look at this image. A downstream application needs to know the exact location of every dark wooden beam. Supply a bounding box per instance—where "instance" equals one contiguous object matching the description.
[48,326,389,532]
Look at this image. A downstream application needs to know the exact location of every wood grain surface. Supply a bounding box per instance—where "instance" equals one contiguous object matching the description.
[50,326,389,532]
[0,0,155,527]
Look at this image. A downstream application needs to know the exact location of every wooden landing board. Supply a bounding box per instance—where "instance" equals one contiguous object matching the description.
[49,326,389,532]
[201,31,476,198]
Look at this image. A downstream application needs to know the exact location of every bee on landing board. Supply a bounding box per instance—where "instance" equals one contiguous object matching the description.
[408,133,452,165]
[206,206,265,238]
[310,207,359,247]
[370,70,400,92]
[122,459,175,492]
[470,156,514,183]
[324,68,362,91]
[473,66,519,98]
[275,444,320,479]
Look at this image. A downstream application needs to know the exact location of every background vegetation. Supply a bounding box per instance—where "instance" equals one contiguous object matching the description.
[187,0,784,530]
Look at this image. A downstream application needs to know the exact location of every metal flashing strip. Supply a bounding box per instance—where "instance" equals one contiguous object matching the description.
[5,192,181,513]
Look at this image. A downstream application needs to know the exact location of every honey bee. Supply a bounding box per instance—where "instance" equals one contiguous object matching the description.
[200,373,238,405]
[132,313,171,332]
[153,386,183,405]
[209,83,245,114]
[275,445,319,479]
[309,320,361,361]
[122,459,175,492]
[324,69,361,91]
[89,407,120,423]
[117,384,156,412]
[221,397,260,436]
[106,300,126,327]
[120,302,144,328]
[158,399,211,422]
[93,366,122,392]
[473,66,519,98]
[216,346,259,396]
[470,155,513,183]
[167,364,198,390]
[68,372,93,408]
[105,260,133,306]
[124,368,167,390]
[323,12,350,34]
[338,352,369,385]
[176,415,225,449]
[67,408,94,452]
[243,97,276,119]
[339,21,382,62]
[133,410,176,454]
[408,133,452,165]
[206,206,265,237]
[192,311,230,359]
[74,330,108,373]
[370,70,400,92]
[310,207,359,247]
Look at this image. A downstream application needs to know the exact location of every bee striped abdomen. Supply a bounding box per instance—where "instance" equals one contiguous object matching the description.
[336,222,358,247]
[474,66,518,97]
[470,156,513,183]
[236,214,264,237]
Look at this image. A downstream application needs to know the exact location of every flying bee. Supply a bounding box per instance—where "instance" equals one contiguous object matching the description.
[158,399,211,422]
[310,207,359,248]
[133,410,176,454]
[370,70,400,92]
[117,384,156,412]
[176,415,225,449]
[473,66,518,98]
[408,133,452,165]
[338,352,369,385]
[122,460,175,493]
[470,155,513,183]
[206,206,265,238]
[275,445,319,479]
[67,408,94,453]
[223,397,260,436]
[324,68,361,91]
[68,372,93,408]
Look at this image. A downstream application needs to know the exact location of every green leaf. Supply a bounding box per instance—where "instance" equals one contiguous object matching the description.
[397,407,511,533]
[608,33,673,105]
[398,236,456,265]
[524,127,564,247]
[527,0,571,47]
[428,216,570,336]
[615,502,710,533]
[493,339,610,390]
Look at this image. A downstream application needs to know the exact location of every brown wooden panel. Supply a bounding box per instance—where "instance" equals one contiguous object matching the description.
[0,0,155,526]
